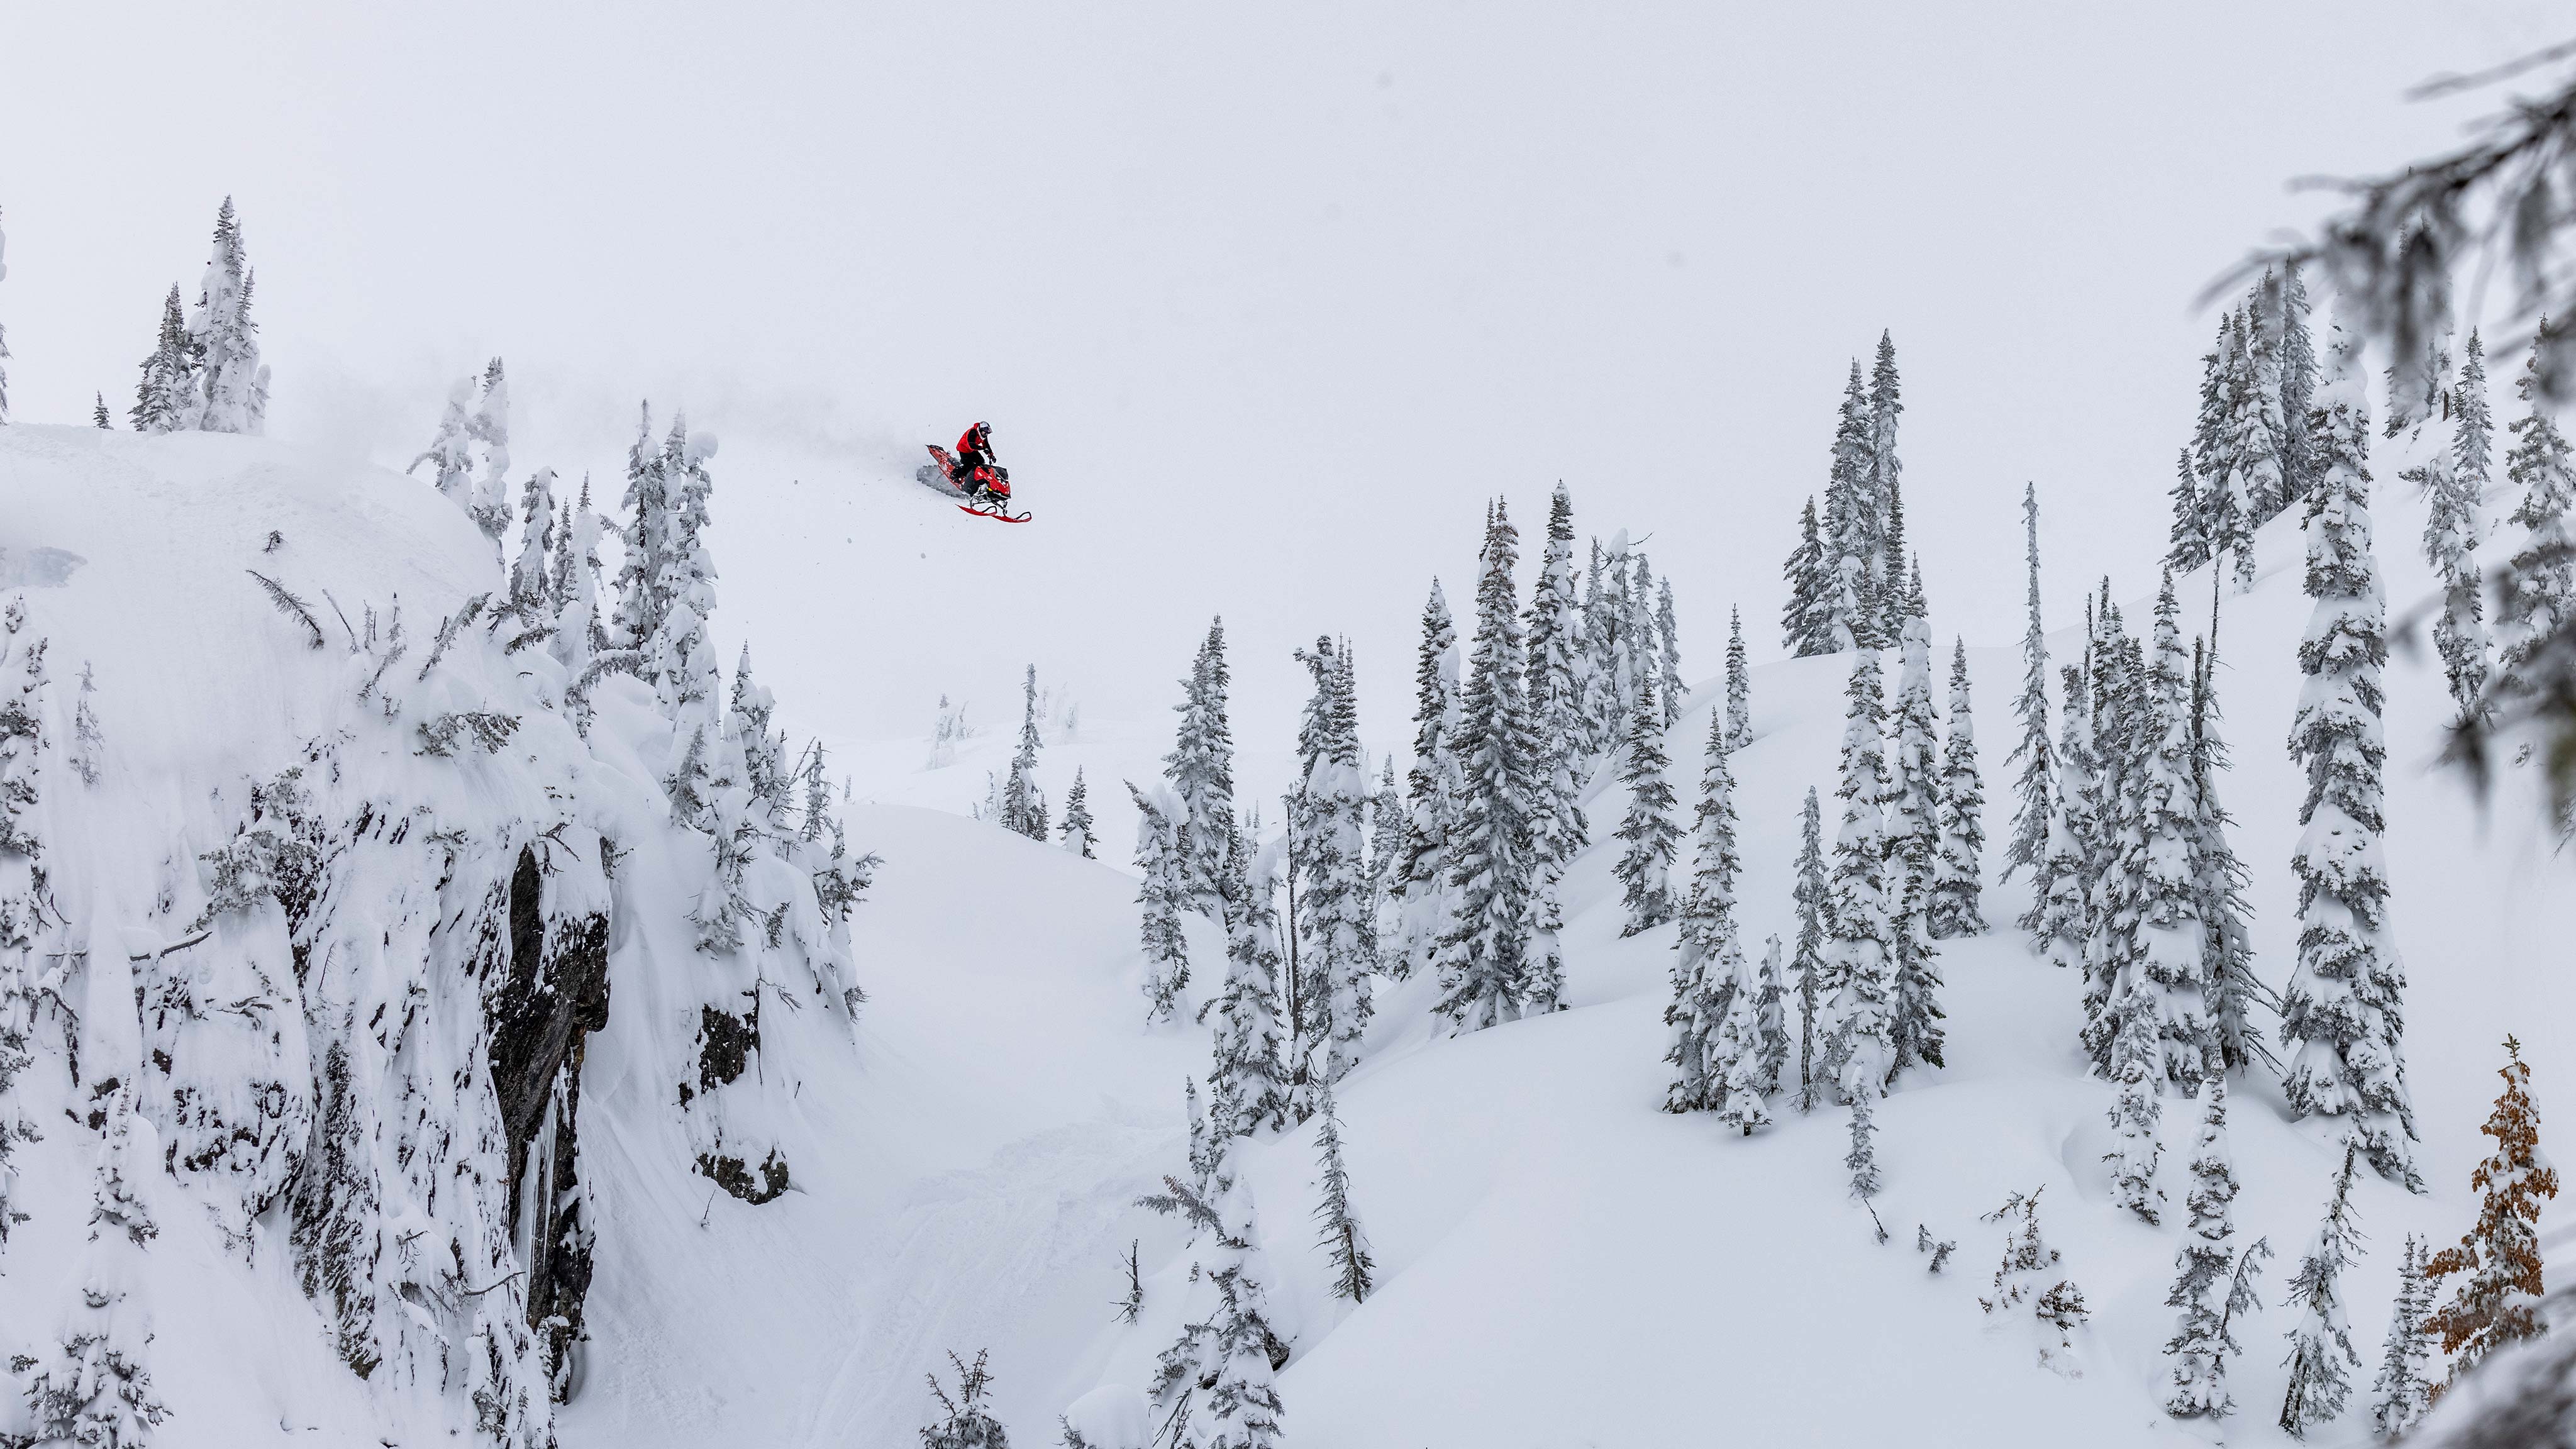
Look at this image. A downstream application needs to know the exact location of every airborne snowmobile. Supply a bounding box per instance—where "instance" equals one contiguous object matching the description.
[916,422,1029,522]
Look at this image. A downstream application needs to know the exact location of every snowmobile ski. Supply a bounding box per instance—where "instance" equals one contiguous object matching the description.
[958,503,1032,524]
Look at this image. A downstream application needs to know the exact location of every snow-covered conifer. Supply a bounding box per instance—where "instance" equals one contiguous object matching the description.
[2372,1234,2434,1438]
[1291,637,1374,1104]
[2169,447,2211,574]
[1653,574,1685,729]
[2209,314,2264,591]
[1755,934,1789,1097]
[1523,484,1589,1006]
[1060,769,1096,858]
[1435,504,1538,1031]
[2126,574,2218,1089]
[131,286,195,435]
[1002,664,1049,841]
[1364,756,1403,932]
[464,358,513,544]
[2166,1077,2267,1419]
[1130,784,1192,1023]
[1870,331,1905,615]
[2279,264,2322,504]
[2280,1146,2368,1438]
[1885,592,1944,1076]
[2036,665,2094,973]
[1792,789,1828,1112]
[1930,635,1985,938]
[2079,597,2144,1072]
[2104,987,2166,1225]
[2189,638,2268,1079]
[1781,496,1835,657]
[92,394,110,430]
[510,465,558,611]
[25,1089,167,1448]
[184,197,268,435]
[1845,1088,1881,1199]
[1210,823,1290,1136]
[1724,606,1752,747]
[2423,1036,2560,1389]
[2004,484,2052,908]
[1613,667,1681,937]
[2426,328,2494,722]
[2498,318,2576,681]
[1165,619,1238,910]
[1392,582,1463,982]
[1663,709,1739,1113]
[1310,1083,1374,1303]
[1821,647,1895,1101]
[1711,939,1772,1136]
[1824,363,1879,651]
[2282,313,2421,1192]
[919,1350,1009,1449]
[2241,282,2292,525]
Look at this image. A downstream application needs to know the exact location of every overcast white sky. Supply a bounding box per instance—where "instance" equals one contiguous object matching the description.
[3,1,2567,759]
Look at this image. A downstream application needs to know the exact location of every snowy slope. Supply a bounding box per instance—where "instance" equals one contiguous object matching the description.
[2,411,2568,1448]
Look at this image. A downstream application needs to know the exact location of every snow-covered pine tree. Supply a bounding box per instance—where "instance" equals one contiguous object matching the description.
[2422,1036,2560,1391]
[1060,769,1097,858]
[92,393,111,430]
[2127,574,2218,1090]
[1724,606,1752,748]
[2282,312,2422,1192]
[1885,586,1945,1075]
[1613,667,1681,938]
[2185,314,2233,562]
[184,197,269,435]
[2280,263,2322,505]
[2104,985,2166,1225]
[1290,637,1374,1107]
[919,1350,1010,1449]
[2165,1075,2267,1419]
[2426,328,2494,723]
[1664,709,1740,1114]
[1364,755,1403,934]
[2169,447,2212,574]
[1130,784,1192,1023]
[2190,637,2268,1079]
[410,379,484,525]
[2212,313,2265,592]
[1165,618,1238,912]
[611,403,676,658]
[1310,1082,1374,1304]
[2078,598,2145,1074]
[25,1087,168,1448]
[1523,483,1589,1009]
[1930,635,1985,938]
[1792,788,1828,1113]
[510,465,559,611]
[1824,363,1880,651]
[1980,1187,2092,1375]
[2004,483,2055,900]
[1435,503,1538,1031]
[2036,664,2094,972]
[1626,552,1660,726]
[1653,574,1685,729]
[2372,1233,2434,1437]
[1392,582,1463,983]
[464,358,513,545]
[1870,330,1905,629]
[1781,496,1835,658]
[1209,821,1290,1136]
[1199,1174,1287,1449]
[2498,317,2576,682]
[1002,663,1048,841]
[2241,280,2293,526]
[1711,936,1772,1136]
[2280,1145,2368,1439]
[131,286,196,434]
[1821,647,1896,1102]
[1581,535,1622,755]
[1845,1087,1881,1198]
[1754,935,1789,1097]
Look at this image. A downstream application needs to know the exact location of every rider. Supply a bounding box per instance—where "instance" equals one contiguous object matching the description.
[953,421,1004,499]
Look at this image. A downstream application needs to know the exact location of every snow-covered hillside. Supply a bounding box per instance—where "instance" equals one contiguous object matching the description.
[0,399,2568,1448]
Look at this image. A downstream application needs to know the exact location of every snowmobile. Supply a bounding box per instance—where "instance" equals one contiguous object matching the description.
[916,445,1030,523]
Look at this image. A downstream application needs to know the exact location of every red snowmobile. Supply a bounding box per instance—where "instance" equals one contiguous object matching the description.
[917,442,1030,523]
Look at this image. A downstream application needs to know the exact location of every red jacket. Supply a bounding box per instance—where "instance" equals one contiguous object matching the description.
[957,424,991,462]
